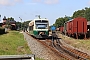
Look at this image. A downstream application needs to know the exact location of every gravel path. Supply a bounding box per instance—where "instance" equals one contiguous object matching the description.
[23,32,62,60]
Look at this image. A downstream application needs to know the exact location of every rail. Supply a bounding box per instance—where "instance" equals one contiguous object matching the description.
[26,31,90,60]
[51,31,90,60]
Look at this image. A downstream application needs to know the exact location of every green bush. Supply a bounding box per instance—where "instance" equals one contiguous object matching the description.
[0,27,5,34]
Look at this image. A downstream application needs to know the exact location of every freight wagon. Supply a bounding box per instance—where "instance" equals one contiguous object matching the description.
[59,26,64,34]
[65,17,87,39]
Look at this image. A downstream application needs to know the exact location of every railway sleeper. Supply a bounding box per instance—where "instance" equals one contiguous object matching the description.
[54,45,72,60]
[62,47,89,59]
[59,45,79,59]
[52,41,90,59]
[68,49,89,60]
[54,46,72,60]
[61,45,90,59]
[59,52,72,60]
[75,50,89,59]
[78,56,88,60]
[67,49,89,59]
[55,44,88,60]
[63,48,79,59]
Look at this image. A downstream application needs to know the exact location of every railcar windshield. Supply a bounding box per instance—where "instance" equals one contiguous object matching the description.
[35,20,48,29]
[36,24,48,29]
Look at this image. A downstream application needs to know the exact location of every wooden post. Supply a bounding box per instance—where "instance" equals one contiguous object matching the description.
[76,33,78,39]
[84,33,86,39]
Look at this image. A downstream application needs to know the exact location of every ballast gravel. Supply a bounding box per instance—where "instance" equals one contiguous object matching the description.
[23,32,62,60]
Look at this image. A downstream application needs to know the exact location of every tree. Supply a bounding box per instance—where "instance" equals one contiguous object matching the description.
[85,7,90,21]
[16,20,31,30]
[52,7,90,28]
[72,7,90,21]
[5,17,16,29]
[22,20,31,28]
[53,16,70,28]
[72,9,85,18]
[7,17,14,21]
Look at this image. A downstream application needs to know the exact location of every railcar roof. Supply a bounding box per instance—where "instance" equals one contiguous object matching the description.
[65,19,73,23]
[29,18,49,26]
[33,19,48,21]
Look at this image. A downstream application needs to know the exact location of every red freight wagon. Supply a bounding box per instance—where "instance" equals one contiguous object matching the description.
[66,20,72,35]
[66,17,87,39]
[60,26,64,33]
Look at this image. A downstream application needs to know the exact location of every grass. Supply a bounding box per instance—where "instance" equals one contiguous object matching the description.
[0,31,31,55]
[72,39,90,50]
[61,34,90,51]
[0,31,44,60]
[35,57,44,60]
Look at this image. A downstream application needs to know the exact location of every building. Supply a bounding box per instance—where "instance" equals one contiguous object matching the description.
[2,16,17,30]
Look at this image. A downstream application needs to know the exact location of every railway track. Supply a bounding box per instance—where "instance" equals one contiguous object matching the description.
[52,38,90,60]
[26,32,90,60]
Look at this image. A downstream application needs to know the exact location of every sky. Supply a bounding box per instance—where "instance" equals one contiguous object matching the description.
[0,0,90,25]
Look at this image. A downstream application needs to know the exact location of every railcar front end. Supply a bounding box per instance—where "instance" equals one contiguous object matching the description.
[29,19,49,38]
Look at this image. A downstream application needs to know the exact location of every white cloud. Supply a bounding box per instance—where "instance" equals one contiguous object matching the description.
[27,3,37,5]
[32,0,59,4]
[0,0,59,6]
[88,1,90,5]
[14,0,22,2]
[0,0,10,6]
[44,0,59,4]
[0,0,23,6]
[33,0,42,2]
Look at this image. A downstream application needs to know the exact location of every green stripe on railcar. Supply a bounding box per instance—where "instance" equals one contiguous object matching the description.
[45,31,49,35]
[33,30,38,35]
[33,30,49,35]
[29,30,49,35]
